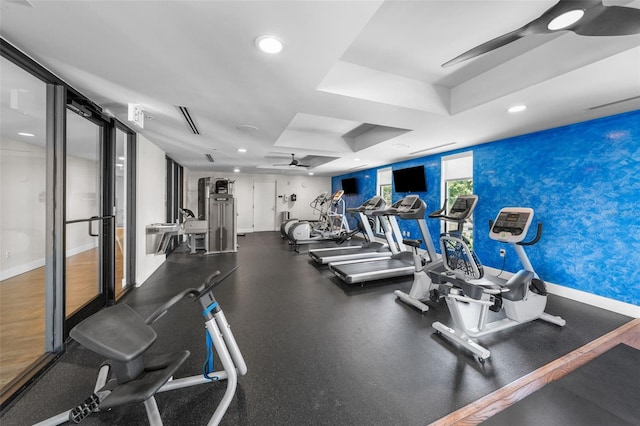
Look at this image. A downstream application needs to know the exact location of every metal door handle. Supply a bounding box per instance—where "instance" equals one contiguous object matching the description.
[88,216,100,236]
[66,215,114,237]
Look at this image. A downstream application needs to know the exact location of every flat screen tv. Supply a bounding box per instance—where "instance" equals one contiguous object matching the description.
[341,177,358,194]
[393,165,427,192]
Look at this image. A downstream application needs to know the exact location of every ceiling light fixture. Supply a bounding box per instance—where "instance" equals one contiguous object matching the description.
[236,124,258,132]
[308,172,314,176]
[256,35,283,54]
[238,148,247,153]
[233,168,240,173]
[18,132,34,137]
[547,9,585,31]
[508,105,527,113]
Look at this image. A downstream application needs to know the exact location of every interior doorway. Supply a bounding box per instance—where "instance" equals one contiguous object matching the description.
[253,181,276,232]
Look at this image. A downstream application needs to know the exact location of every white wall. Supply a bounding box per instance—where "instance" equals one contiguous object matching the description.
[0,139,105,280]
[0,138,46,280]
[135,135,167,286]
[185,170,331,233]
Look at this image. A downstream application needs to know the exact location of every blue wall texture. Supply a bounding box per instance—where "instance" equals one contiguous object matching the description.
[333,110,640,306]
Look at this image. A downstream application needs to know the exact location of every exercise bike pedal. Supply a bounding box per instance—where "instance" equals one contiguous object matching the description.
[489,295,502,312]
[69,393,100,423]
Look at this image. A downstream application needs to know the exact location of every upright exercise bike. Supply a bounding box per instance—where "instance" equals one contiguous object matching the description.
[35,267,247,426]
[431,207,566,362]
[394,195,478,313]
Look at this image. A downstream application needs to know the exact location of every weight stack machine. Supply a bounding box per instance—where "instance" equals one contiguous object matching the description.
[198,177,238,253]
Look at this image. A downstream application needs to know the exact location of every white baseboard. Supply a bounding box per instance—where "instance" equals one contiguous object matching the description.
[483,266,639,318]
[0,243,98,281]
[0,258,46,281]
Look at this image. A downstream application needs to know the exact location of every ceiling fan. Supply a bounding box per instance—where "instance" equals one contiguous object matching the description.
[443,0,640,67]
[273,153,310,168]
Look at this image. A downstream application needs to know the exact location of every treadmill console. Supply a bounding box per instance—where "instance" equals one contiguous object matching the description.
[397,195,419,211]
[347,196,386,214]
[395,195,426,219]
[489,207,534,243]
[449,195,478,219]
[364,196,385,210]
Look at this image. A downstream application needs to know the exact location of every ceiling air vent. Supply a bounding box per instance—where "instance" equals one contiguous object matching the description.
[587,96,640,111]
[410,142,456,156]
[176,105,200,135]
[205,154,214,163]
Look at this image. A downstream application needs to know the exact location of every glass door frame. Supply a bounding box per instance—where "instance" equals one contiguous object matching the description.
[62,93,114,334]
[113,120,137,297]
[1,38,138,406]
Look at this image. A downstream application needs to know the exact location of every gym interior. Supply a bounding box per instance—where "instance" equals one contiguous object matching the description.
[1,2,639,425]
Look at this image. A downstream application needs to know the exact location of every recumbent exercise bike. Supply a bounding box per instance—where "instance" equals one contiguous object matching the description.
[431,207,566,362]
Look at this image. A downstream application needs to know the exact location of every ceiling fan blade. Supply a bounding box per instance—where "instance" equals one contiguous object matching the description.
[442,1,616,67]
[442,28,525,67]
[573,6,640,36]
[297,164,311,168]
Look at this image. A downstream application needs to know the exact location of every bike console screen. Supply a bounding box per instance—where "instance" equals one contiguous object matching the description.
[489,207,534,243]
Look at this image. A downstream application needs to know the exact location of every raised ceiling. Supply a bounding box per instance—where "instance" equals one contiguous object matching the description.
[2,0,639,176]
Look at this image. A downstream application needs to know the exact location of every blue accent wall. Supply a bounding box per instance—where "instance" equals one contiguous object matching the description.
[333,110,640,306]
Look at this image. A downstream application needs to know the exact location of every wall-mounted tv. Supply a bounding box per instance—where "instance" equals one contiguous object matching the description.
[392,165,427,192]
[341,177,358,194]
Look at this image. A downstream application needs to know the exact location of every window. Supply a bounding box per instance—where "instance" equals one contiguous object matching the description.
[441,153,474,243]
[445,178,474,240]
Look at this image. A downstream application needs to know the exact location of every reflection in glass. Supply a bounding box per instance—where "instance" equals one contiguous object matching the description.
[0,57,47,392]
[65,112,101,317]
[115,129,127,299]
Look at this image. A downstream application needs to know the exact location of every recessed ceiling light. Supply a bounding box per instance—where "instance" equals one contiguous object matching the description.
[508,105,527,113]
[238,148,247,153]
[547,10,585,31]
[256,35,283,54]
[18,132,34,137]
[233,168,240,173]
[308,172,314,176]
[354,158,361,162]
[236,124,258,132]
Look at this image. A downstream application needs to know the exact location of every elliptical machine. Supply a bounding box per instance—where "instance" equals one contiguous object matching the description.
[394,195,478,313]
[431,207,566,362]
[280,192,329,238]
[35,268,247,426]
[286,190,353,251]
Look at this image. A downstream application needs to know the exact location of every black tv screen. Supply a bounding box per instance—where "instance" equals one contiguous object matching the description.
[341,177,358,194]
[393,165,427,192]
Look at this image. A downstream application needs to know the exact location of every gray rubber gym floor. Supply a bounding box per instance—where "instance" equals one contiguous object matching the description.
[1,232,633,425]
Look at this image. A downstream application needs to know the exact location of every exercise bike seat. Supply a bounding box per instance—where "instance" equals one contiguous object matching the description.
[70,304,156,363]
[70,303,190,409]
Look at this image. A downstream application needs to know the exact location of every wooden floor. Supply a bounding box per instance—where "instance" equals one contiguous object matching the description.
[0,234,125,395]
[430,317,640,425]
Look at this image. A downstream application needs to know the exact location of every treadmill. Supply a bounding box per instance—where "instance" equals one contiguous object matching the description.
[309,196,403,265]
[329,195,432,285]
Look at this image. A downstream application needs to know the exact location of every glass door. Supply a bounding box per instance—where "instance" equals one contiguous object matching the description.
[0,55,48,398]
[114,128,127,299]
[64,110,108,321]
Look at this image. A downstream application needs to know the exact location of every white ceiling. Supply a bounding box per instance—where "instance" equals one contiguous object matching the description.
[2,0,639,176]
